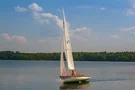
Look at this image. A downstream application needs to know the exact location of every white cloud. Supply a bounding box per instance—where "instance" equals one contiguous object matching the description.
[70,27,92,40]
[15,3,92,41]
[36,12,92,40]
[12,35,27,43]
[33,11,69,29]
[41,13,64,29]
[120,26,135,32]
[111,35,120,39]
[125,9,135,16]
[28,3,43,12]
[41,13,55,18]
[100,7,106,11]
[33,11,91,40]
[71,27,92,36]
[32,12,50,24]
[1,33,27,43]
[120,26,135,36]
[15,6,27,12]
[1,33,11,41]
[33,12,41,19]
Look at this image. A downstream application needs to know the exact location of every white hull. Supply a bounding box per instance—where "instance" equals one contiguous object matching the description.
[60,76,90,83]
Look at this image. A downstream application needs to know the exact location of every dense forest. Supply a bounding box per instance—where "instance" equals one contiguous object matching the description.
[0,51,135,61]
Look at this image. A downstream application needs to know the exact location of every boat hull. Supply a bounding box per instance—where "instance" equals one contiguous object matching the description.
[60,76,90,83]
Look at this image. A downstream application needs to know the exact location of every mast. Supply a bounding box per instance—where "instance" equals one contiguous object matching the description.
[62,9,75,70]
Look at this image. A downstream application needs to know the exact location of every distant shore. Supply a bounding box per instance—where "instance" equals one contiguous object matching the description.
[0,51,135,62]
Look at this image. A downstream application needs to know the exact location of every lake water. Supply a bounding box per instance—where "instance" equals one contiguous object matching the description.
[0,60,135,90]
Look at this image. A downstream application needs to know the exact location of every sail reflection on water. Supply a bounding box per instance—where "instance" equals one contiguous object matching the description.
[59,82,90,90]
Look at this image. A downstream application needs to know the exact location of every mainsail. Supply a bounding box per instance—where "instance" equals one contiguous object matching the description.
[62,9,75,70]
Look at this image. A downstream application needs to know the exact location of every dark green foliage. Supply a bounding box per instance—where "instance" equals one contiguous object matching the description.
[0,51,135,61]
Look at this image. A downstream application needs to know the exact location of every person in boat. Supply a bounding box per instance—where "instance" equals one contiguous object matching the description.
[71,70,76,76]
[71,70,84,76]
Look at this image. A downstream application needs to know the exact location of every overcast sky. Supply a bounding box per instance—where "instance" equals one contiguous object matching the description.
[0,0,135,52]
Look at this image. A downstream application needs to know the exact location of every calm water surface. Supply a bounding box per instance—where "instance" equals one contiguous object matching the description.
[0,60,135,90]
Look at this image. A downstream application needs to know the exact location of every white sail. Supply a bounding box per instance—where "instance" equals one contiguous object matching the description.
[62,9,75,70]
[60,31,67,76]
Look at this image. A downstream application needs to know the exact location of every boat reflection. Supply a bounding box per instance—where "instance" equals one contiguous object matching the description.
[59,82,90,90]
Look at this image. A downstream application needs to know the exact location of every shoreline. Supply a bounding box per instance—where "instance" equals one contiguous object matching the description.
[0,51,135,62]
[0,60,135,62]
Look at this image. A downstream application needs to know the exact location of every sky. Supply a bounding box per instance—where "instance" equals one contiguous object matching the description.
[0,0,135,53]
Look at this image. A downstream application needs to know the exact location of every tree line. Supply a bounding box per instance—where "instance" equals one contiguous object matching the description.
[0,51,135,61]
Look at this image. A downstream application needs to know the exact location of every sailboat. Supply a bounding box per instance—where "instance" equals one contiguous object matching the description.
[60,9,90,83]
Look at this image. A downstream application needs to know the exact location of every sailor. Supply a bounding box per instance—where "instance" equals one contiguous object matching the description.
[71,70,76,76]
